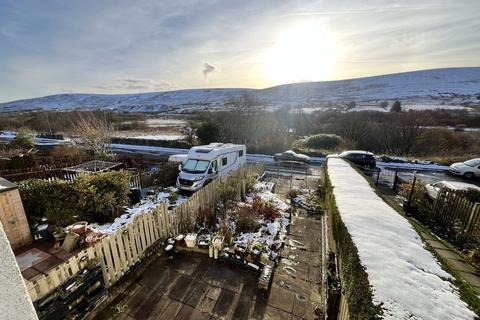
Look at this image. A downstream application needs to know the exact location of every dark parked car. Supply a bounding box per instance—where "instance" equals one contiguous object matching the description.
[332,150,376,169]
[274,150,311,164]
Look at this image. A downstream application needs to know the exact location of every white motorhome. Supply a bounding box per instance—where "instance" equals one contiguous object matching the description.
[176,143,246,191]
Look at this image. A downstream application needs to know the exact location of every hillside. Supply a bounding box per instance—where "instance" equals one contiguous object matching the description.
[1,67,479,113]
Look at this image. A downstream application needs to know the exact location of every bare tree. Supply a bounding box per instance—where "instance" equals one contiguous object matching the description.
[227,91,264,145]
[73,112,112,157]
[380,113,420,155]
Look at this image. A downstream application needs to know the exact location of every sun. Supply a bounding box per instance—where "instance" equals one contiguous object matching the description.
[265,22,337,84]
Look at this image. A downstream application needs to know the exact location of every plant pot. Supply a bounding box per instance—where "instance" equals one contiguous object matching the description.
[212,235,224,251]
[67,221,89,235]
[85,232,106,247]
[185,233,197,248]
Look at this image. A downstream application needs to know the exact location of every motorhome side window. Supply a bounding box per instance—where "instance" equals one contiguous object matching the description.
[222,157,227,166]
[238,150,244,157]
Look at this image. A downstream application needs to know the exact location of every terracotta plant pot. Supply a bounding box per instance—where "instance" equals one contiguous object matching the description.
[67,221,89,235]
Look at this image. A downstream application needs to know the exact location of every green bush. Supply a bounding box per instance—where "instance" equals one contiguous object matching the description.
[19,171,131,225]
[301,134,342,150]
[9,128,35,150]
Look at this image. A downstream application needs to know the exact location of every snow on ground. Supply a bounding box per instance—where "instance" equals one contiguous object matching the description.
[129,134,185,141]
[327,157,476,319]
[232,181,290,258]
[90,188,187,234]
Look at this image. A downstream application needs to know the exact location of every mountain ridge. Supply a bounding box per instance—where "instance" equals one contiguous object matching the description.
[1,67,479,113]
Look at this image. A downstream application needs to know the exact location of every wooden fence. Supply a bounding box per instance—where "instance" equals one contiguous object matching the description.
[24,165,262,301]
[426,188,480,244]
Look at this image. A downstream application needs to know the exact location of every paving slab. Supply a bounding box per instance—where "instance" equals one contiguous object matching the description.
[212,289,237,318]
[157,300,183,320]
[458,271,480,288]
[435,248,462,261]
[263,305,293,320]
[447,259,480,275]
[426,239,449,250]
[267,283,295,313]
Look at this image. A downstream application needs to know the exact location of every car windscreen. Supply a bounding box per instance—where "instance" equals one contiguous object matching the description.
[464,159,480,167]
[183,160,210,173]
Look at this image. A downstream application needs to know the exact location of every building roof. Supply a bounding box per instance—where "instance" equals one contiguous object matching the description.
[63,160,123,173]
[0,177,17,193]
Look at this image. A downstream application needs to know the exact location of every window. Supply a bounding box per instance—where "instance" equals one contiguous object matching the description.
[239,150,244,157]
[183,160,210,173]
[222,157,228,166]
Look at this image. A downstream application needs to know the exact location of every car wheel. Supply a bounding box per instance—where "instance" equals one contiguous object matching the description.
[464,172,474,179]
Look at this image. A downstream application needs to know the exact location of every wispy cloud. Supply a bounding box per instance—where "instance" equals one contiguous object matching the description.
[202,62,216,78]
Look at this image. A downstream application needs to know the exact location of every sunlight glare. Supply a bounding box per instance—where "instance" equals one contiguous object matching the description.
[265,22,337,84]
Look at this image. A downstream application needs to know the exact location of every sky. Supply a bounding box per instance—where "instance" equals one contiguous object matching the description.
[1,0,479,102]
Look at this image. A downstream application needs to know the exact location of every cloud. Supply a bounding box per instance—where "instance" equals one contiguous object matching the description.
[93,78,176,92]
[202,62,216,78]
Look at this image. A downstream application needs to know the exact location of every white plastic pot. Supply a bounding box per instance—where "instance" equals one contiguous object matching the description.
[185,233,197,248]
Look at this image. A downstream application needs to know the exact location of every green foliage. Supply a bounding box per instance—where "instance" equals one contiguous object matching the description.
[196,122,220,144]
[323,166,383,319]
[75,171,131,223]
[9,128,35,149]
[300,134,343,150]
[19,171,131,225]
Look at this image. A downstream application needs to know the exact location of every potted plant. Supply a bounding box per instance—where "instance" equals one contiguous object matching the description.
[53,227,66,242]
[185,233,197,248]
[212,234,224,251]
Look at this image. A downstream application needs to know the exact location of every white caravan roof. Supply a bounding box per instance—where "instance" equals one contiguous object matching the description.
[187,143,245,160]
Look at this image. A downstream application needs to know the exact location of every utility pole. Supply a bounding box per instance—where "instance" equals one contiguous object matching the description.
[45,112,53,135]
[406,171,418,215]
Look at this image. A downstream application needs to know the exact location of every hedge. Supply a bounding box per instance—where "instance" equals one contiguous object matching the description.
[323,164,383,319]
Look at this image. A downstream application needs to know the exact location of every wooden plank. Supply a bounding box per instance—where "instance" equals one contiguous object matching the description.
[35,276,49,297]
[144,213,153,247]
[100,237,116,285]
[115,229,128,272]
[132,217,143,257]
[127,223,139,263]
[137,215,148,253]
[94,241,109,287]
[121,227,134,266]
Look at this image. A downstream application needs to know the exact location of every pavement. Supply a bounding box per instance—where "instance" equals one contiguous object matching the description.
[94,174,325,320]
[266,209,324,320]
[419,230,480,292]
[94,253,269,320]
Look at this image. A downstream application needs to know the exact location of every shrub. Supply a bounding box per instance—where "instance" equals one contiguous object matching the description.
[301,134,342,150]
[75,171,131,223]
[196,122,220,144]
[286,189,298,199]
[19,171,131,225]
[236,206,260,233]
[251,196,279,221]
[9,128,35,150]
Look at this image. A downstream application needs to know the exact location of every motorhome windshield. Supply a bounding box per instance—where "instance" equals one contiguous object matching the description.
[183,159,210,173]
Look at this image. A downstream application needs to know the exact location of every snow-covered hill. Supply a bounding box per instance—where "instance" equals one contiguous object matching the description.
[1,68,479,113]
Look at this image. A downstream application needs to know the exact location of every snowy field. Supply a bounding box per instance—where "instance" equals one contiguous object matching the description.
[1,68,479,113]
[327,158,476,319]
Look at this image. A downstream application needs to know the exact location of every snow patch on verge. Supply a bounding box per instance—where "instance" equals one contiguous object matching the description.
[327,158,476,319]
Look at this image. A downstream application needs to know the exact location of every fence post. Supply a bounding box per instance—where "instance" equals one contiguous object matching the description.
[375,170,380,186]
[464,203,480,243]
[392,171,398,190]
